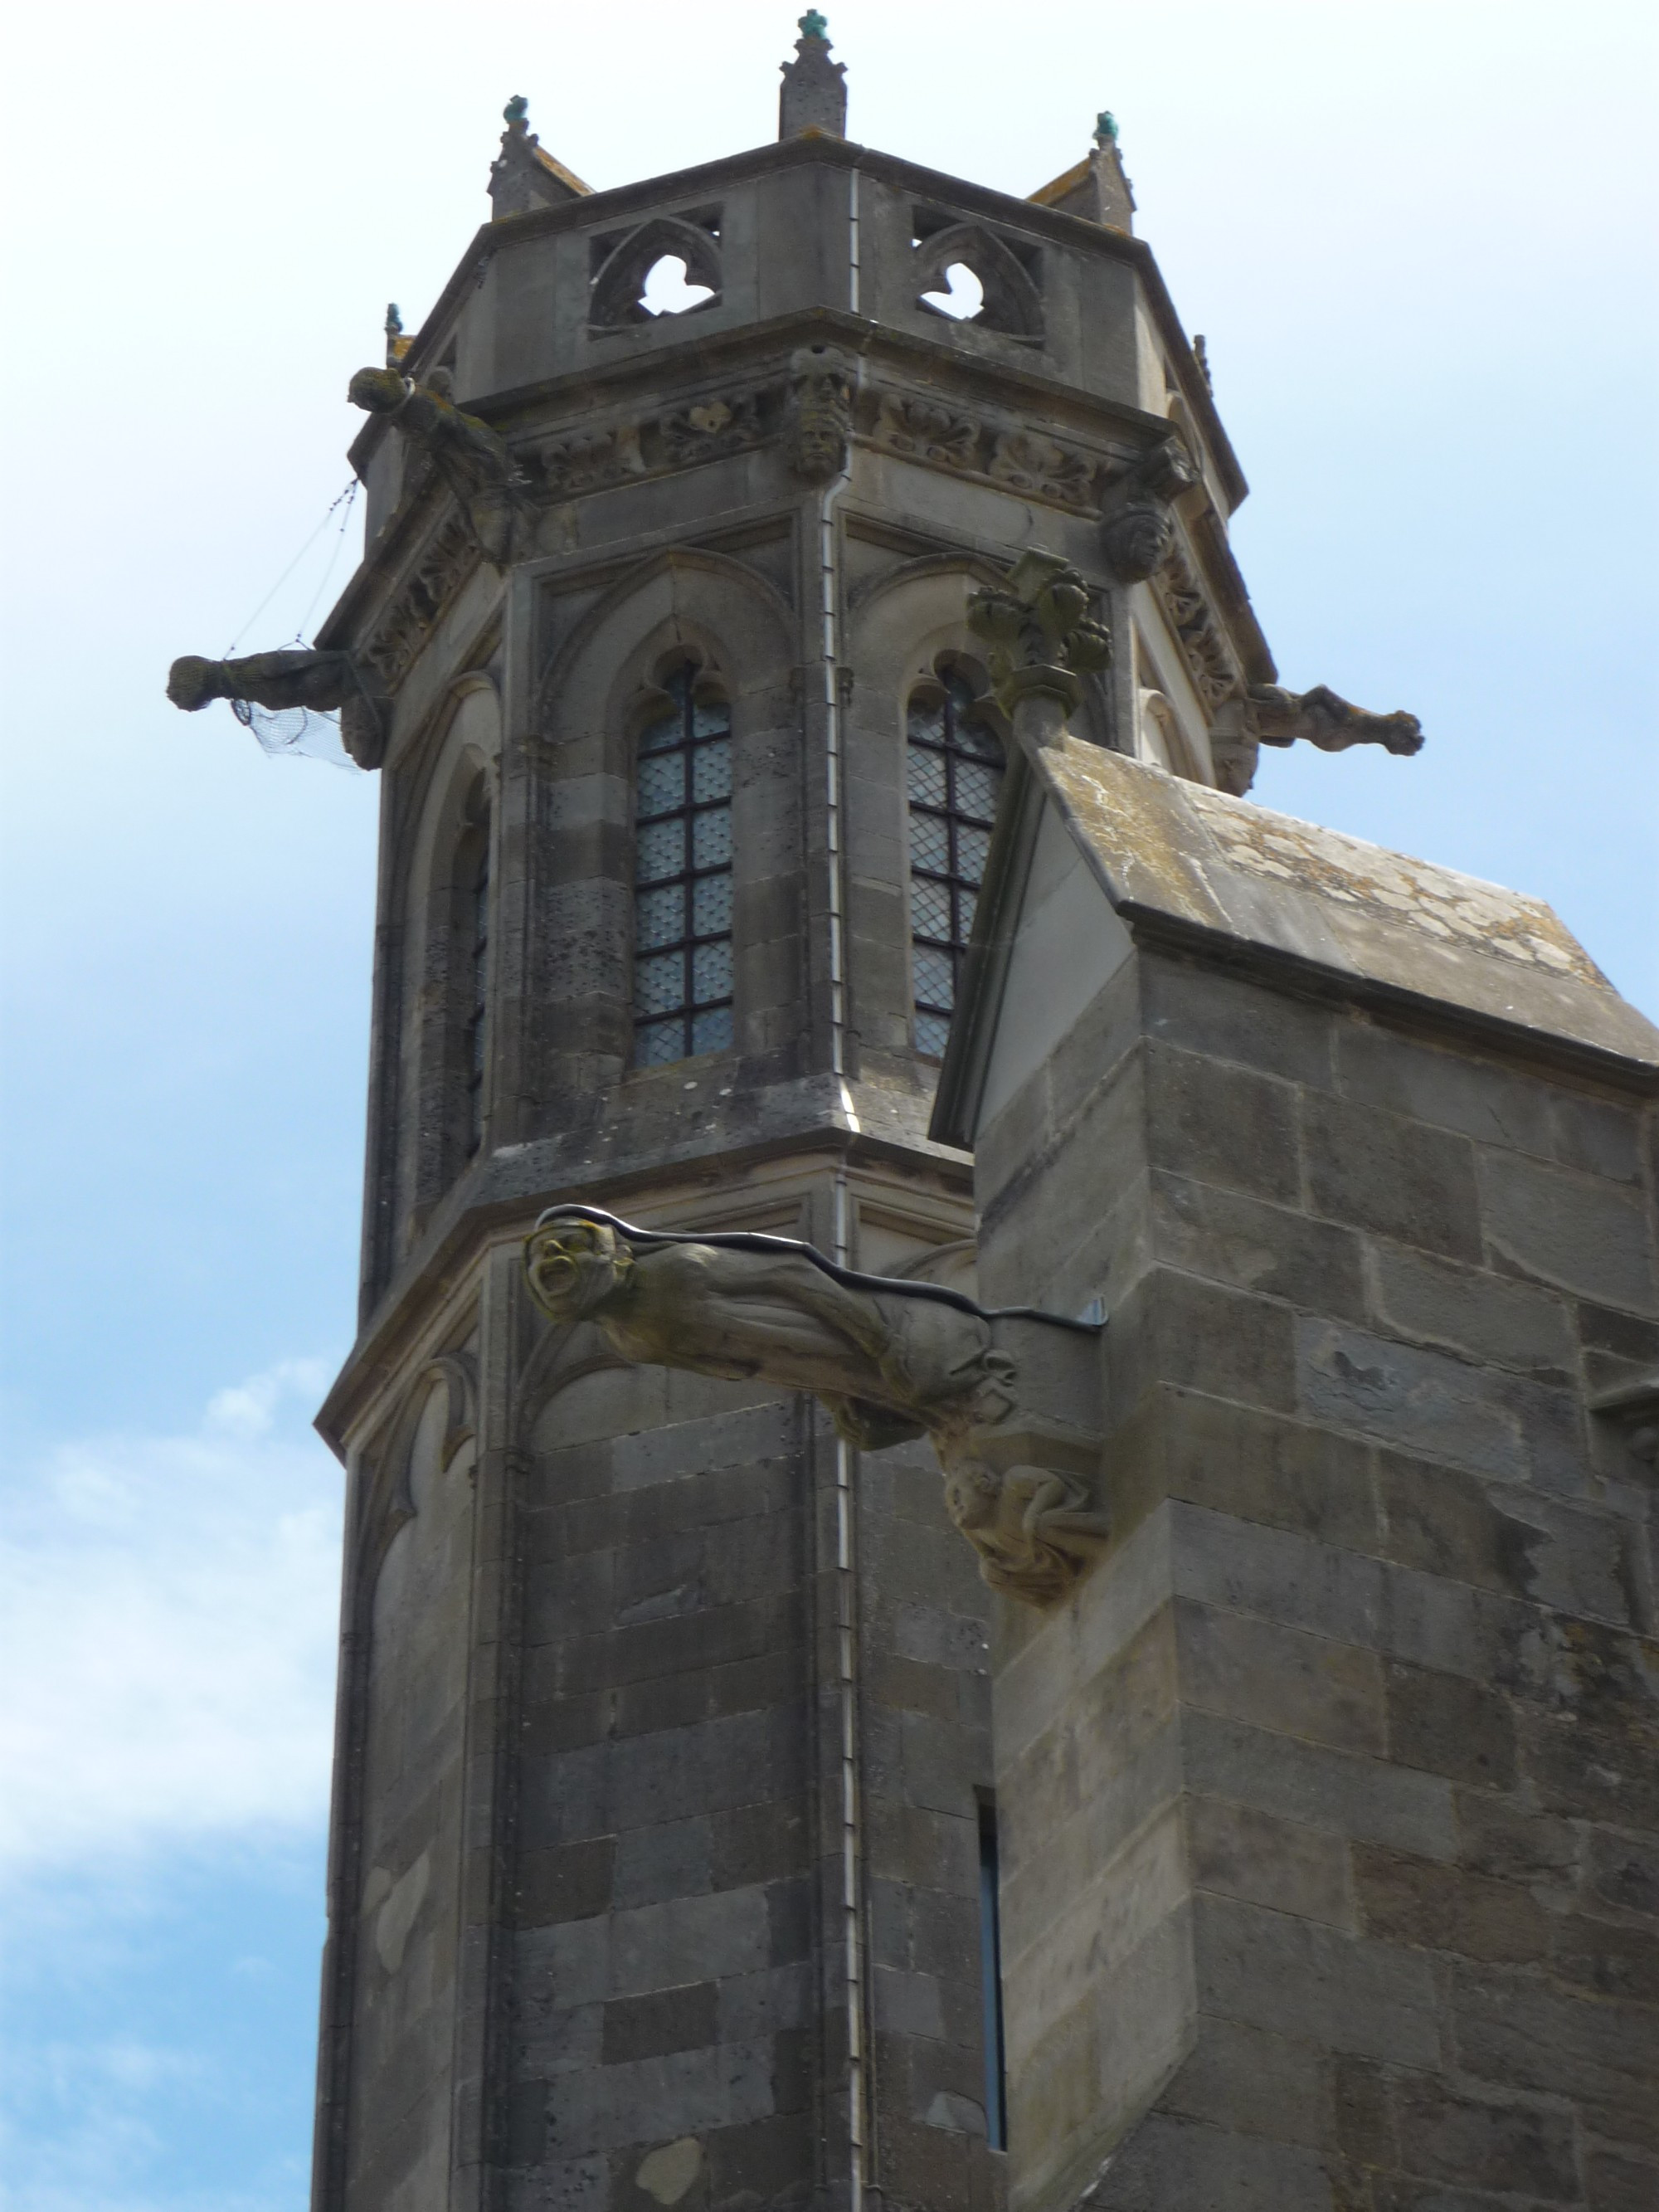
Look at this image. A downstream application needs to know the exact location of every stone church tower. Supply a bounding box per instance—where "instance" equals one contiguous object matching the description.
[207,18,1657,2212]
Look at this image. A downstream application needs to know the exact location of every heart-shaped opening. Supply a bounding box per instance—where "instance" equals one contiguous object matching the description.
[920,261,985,321]
[640,256,716,317]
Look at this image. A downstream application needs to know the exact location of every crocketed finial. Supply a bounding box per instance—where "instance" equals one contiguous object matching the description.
[503,94,529,129]
[799,9,829,37]
[1094,110,1118,145]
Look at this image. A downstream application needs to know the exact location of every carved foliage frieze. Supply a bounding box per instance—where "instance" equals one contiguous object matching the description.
[362,510,480,688]
[870,386,1127,513]
[1151,537,1243,709]
[527,381,776,514]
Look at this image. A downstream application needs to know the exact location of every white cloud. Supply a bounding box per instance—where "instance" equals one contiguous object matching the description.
[0,1363,343,1884]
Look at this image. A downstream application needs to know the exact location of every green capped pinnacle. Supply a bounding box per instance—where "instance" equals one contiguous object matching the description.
[1095,110,1118,144]
[504,94,528,125]
[799,10,829,38]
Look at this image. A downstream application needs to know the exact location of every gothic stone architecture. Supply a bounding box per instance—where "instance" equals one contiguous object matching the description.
[192,22,1659,2212]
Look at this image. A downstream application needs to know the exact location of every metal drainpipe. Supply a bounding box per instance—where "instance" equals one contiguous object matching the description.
[819,157,867,2212]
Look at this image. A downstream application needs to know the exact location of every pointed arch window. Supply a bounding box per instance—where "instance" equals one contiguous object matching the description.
[907,672,1004,1057]
[463,823,490,1156]
[633,668,734,1067]
[448,780,493,1165]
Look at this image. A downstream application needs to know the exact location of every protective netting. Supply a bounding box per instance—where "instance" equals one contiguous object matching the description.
[231,699,360,772]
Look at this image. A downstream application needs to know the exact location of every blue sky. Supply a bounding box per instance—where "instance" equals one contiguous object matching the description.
[1,3,1653,2206]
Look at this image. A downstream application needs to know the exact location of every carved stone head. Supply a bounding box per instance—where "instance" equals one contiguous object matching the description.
[523,1216,632,1327]
[166,655,218,712]
[787,344,854,484]
[1101,498,1175,585]
[348,366,409,416]
[941,1459,1001,1534]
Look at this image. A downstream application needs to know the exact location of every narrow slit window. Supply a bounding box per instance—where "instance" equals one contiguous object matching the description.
[979,1800,1009,2152]
[907,674,1004,1058]
[463,820,490,1157]
[633,670,734,1067]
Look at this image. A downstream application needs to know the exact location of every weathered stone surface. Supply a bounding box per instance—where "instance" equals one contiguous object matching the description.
[1094,2112,1335,2210]
[1151,1171,1367,1321]
[1389,2075,1579,2199]
[1479,1148,1657,1311]
[1158,1388,1382,1549]
[1144,1040,1301,1205]
[1194,1892,1442,2067]
[1365,1240,1576,1378]
[1141,955,1336,1090]
[1354,1844,1550,1965]
[1177,1595,1386,1755]
[1186,1795,1355,1927]
[1297,1317,1588,1493]
[1303,1095,1482,1263]
[1448,1960,1659,2146]
[1160,2017,1334,2151]
[1384,1663,1517,1789]
[1184,1711,1457,1861]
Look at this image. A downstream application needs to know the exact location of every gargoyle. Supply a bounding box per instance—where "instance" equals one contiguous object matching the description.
[523,1207,1109,1605]
[1248,683,1423,756]
[166,647,388,767]
[348,366,534,565]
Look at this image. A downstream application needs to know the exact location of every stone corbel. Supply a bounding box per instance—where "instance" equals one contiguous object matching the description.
[966,548,1112,748]
[1098,434,1200,584]
[786,344,856,484]
[522,1207,1108,1606]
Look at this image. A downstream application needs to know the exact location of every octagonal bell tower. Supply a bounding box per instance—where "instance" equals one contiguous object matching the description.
[304,24,1315,2212]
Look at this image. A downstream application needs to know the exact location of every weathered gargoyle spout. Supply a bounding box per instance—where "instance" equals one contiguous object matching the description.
[348,366,533,564]
[1249,681,1423,756]
[523,1206,1109,1607]
[164,647,388,767]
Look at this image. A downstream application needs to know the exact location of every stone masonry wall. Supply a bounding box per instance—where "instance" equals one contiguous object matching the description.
[974,942,1659,2212]
[501,1348,1005,2212]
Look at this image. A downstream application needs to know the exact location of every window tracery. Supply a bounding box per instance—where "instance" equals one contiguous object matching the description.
[632,668,734,1066]
[906,671,1005,1058]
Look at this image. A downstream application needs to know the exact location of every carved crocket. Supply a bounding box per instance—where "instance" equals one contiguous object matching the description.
[523,1208,1109,1605]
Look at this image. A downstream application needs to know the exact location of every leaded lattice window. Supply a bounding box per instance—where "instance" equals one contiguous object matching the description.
[907,673,1004,1057]
[633,670,734,1066]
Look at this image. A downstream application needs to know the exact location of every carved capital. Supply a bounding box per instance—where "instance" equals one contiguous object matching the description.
[967,548,1112,720]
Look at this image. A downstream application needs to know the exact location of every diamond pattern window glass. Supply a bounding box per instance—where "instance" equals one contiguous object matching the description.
[907,672,1004,1059]
[632,669,734,1067]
